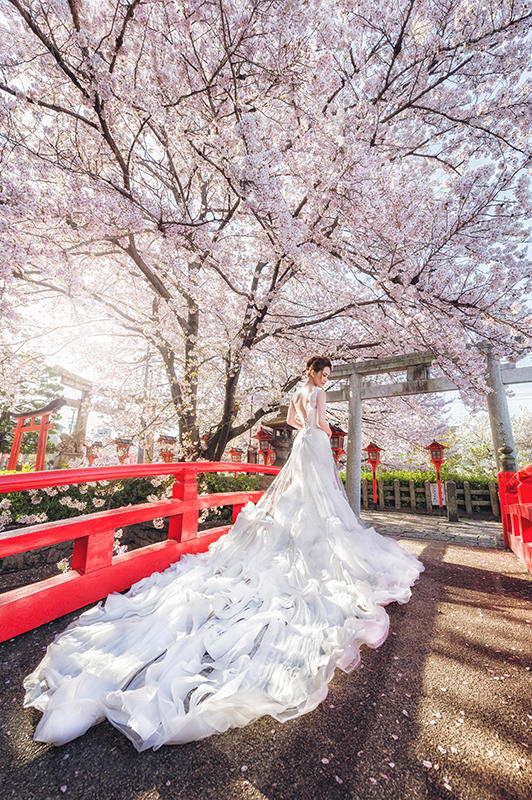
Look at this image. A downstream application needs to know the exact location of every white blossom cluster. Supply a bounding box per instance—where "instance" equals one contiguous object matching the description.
[0,0,530,459]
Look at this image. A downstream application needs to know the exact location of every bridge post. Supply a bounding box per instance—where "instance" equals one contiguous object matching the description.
[168,470,199,541]
[72,529,115,573]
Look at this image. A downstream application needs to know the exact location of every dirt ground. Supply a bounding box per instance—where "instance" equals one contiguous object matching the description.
[1,536,531,800]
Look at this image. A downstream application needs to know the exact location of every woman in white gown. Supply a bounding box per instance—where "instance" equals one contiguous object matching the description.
[23,355,424,751]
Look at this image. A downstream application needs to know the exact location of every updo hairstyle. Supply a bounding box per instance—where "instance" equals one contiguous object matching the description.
[306,355,332,375]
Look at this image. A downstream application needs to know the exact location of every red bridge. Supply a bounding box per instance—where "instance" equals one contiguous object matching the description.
[0,461,279,641]
[1,460,531,644]
[498,463,532,572]
[1,461,531,800]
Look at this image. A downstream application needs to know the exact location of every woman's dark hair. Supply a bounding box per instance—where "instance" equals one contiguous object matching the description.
[306,355,332,375]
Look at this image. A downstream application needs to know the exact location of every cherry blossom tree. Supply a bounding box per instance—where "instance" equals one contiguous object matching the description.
[440,406,532,474]
[0,338,57,452]
[1,0,530,459]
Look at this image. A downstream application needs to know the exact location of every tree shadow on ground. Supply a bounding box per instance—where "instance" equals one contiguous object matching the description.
[1,539,530,800]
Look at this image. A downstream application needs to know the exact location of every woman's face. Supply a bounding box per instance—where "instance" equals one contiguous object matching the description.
[312,367,331,387]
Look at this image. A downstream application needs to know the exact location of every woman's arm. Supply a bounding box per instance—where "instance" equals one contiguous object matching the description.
[316,389,332,437]
[287,398,303,429]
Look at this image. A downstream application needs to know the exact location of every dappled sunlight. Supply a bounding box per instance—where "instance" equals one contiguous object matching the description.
[2,530,530,800]
[411,699,530,799]
[0,704,52,767]
[226,779,271,800]
[410,544,531,798]
[131,790,161,800]
[419,648,530,741]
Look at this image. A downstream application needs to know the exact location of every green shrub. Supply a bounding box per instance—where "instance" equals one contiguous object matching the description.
[2,470,262,529]
[340,468,496,490]
[197,472,262,526]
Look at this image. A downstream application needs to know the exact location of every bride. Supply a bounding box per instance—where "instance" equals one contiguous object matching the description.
[23,355,424,751]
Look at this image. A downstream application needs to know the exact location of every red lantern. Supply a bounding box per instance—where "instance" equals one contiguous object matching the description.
[253,429,276,466]
[83,440,102,467]
[363,442,382,505]
[228,447,243,463]
[426,440,445,507]
[157,434,177,463]
[330,424,346,466]
[114,438,132,464]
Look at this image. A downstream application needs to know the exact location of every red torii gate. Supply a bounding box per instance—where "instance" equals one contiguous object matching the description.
[8,398,66,472]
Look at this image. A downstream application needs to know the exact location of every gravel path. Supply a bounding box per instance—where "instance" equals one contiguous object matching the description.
[1,536,530,800]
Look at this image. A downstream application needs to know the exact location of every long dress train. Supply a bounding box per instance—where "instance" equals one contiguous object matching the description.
[23,386,424,751]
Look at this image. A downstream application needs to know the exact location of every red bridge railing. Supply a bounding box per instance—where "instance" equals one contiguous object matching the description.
[0,461,280,641]
[498,464,532,573]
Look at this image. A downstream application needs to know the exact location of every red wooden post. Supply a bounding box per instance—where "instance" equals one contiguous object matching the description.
[8,418,25,470]
[168,470,199,541]
[72,530,115,574]
[232,503,245,523]
[35,413,50,471]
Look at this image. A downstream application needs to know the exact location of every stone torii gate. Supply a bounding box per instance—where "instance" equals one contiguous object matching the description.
[327,351,532,515]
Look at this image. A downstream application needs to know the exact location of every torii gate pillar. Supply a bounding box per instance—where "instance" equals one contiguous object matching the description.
[345,373,363,515]
[485,350,517,472]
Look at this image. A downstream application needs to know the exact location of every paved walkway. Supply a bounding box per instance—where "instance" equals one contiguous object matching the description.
[360,510,505,549]
[1,532,531,800]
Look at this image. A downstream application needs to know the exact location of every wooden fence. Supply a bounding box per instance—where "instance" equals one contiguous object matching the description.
[361,478,500,519]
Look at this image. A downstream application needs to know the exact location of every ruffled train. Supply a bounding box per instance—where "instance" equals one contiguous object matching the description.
[23,424,424,751]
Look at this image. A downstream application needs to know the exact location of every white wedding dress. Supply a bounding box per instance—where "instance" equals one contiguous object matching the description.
[24,386,424,751]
